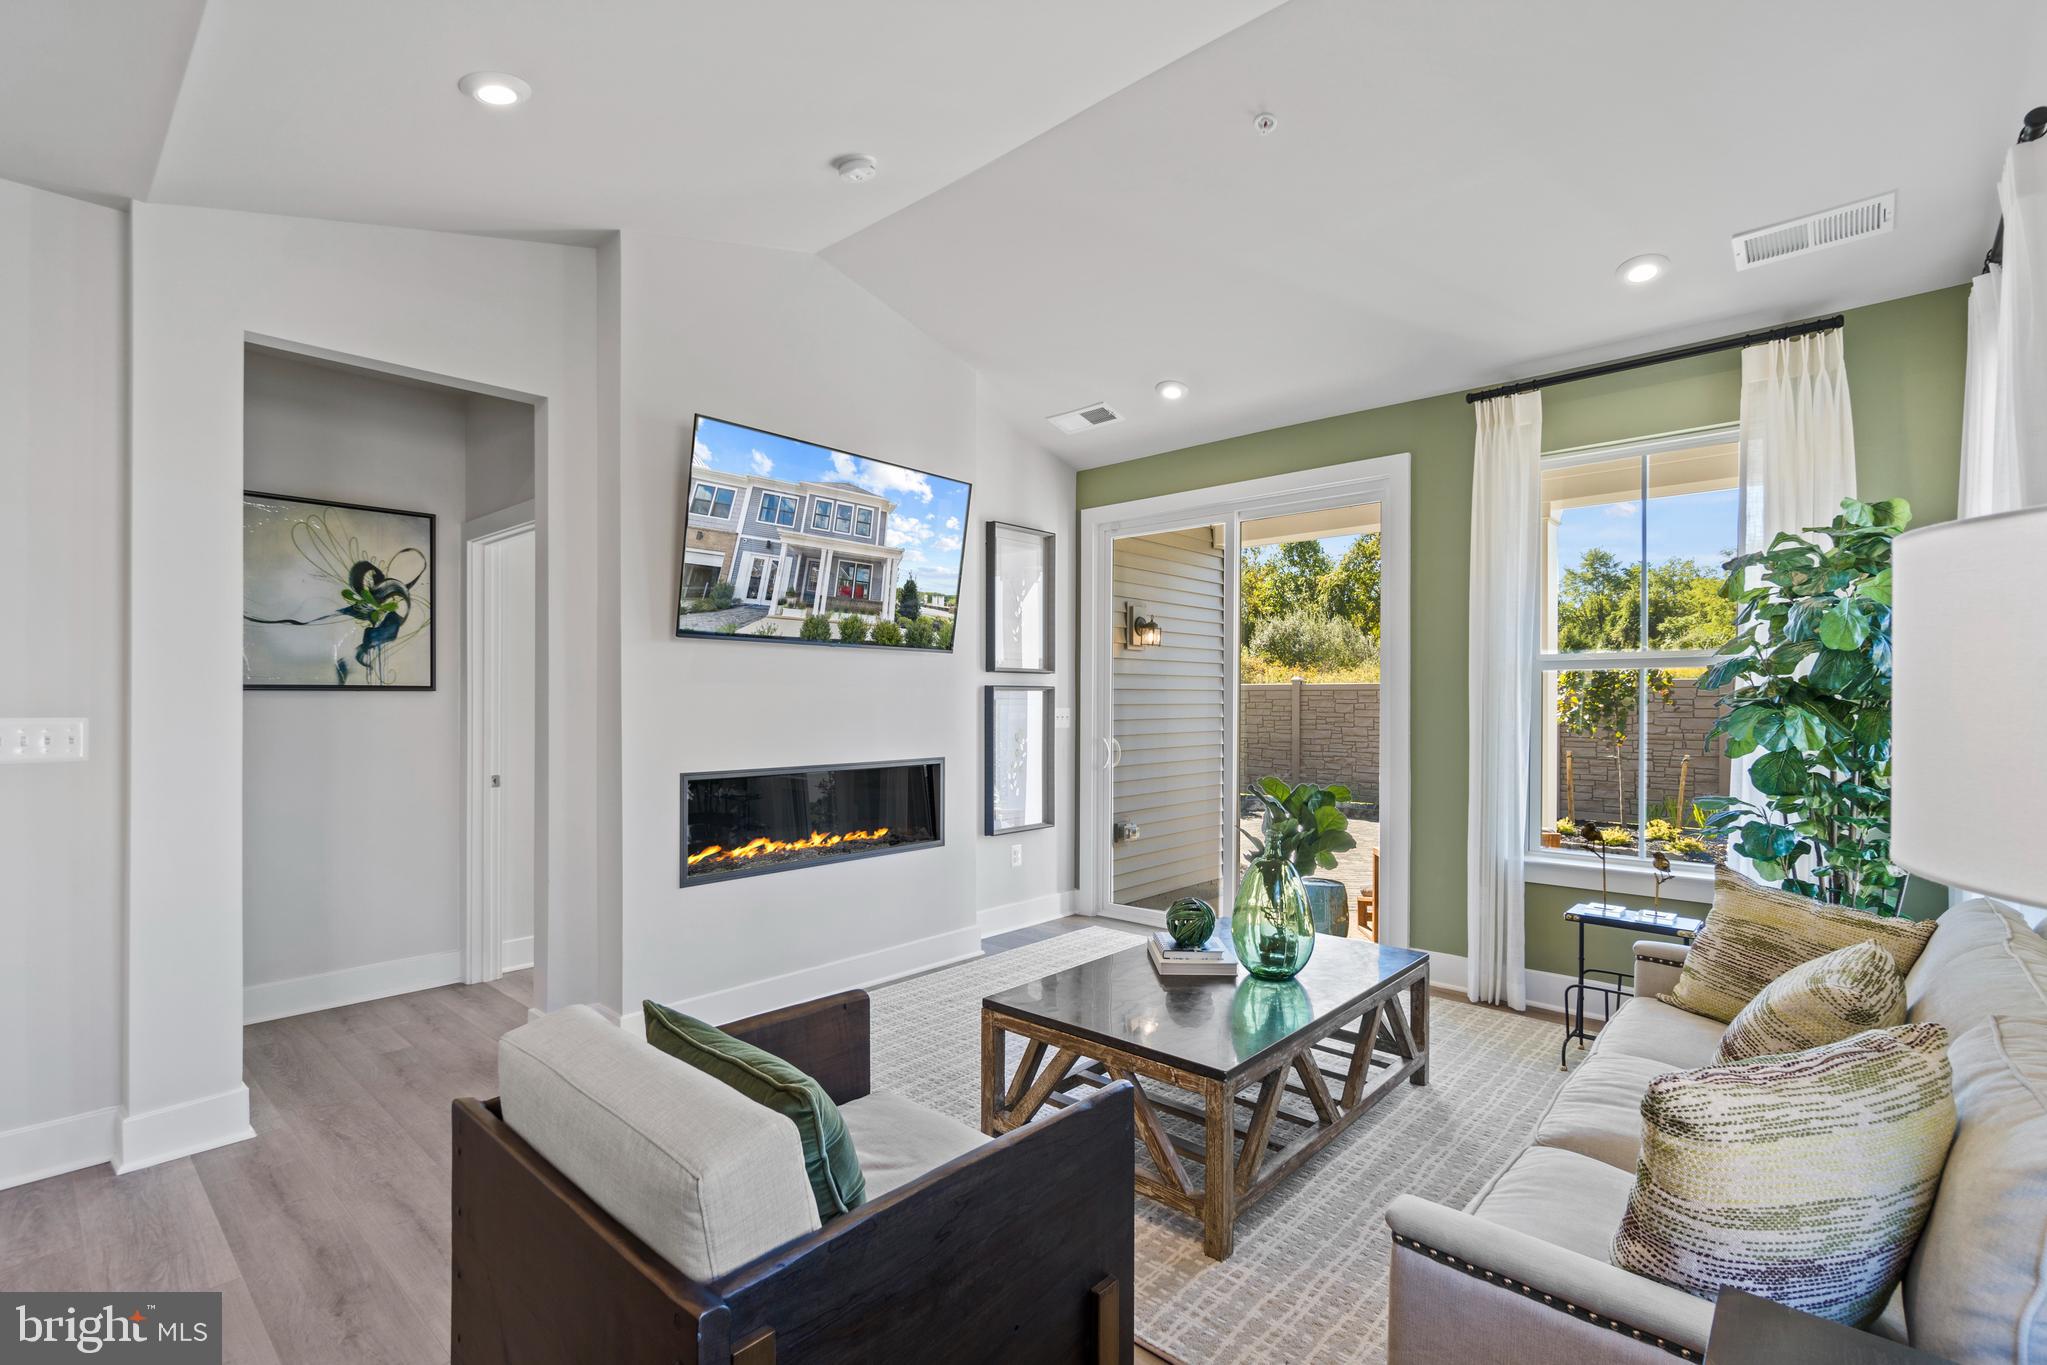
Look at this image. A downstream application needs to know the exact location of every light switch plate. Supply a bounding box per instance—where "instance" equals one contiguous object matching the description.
[0,718,88,763]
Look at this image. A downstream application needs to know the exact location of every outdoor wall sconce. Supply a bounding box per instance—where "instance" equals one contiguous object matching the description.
[1126,602,1163,649]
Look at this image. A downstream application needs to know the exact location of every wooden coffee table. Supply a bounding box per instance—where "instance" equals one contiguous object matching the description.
[980,935,1430,1260]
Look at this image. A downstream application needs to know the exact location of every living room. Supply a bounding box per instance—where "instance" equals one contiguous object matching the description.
[3,3,2044,1363]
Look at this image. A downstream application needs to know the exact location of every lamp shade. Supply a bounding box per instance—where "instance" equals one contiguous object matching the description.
[1891,506,2047,903]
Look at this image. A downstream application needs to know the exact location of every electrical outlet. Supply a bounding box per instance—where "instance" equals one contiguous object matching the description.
[1053,706,1071,730]
[0,718,88,764]
[1009,843,1023,868]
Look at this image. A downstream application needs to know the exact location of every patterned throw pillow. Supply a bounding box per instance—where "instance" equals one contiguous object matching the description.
[1662,868,1937,1023]
[1612,1023,1956,1326]
[1715,941,1907,1063]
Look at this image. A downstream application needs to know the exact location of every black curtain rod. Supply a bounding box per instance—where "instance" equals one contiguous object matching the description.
[1464,314,1844,406]
[1983,104,2047,273]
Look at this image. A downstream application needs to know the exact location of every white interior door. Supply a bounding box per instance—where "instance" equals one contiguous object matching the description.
[470,524,536,980]
[1079,455,1412,946]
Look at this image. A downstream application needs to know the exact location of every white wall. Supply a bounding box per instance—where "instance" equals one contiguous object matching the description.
[0,178,127,1186]
[616,231,1077,1022]
[127,203,608,1170]
[241,351,475,1010]
[466,390,537,521]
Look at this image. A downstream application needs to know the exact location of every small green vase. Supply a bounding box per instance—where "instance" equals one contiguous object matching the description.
[1164,896,1217,949]
[1231,860,1316,980]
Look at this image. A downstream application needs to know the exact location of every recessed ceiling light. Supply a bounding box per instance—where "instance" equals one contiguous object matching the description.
[832,154,879,184]
[1617,253,1669,285]
[1155,380,1189,401]
[458,72,531,107]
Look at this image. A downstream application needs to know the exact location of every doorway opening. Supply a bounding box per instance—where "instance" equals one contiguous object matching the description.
[1079,455,1411,948]
[240,344,538,1021]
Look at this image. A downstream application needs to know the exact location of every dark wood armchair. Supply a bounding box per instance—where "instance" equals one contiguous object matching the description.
[452,989,1136,1364]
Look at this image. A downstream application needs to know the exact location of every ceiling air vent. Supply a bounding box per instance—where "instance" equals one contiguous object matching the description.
[1047,402,1123,435]
[1732,192,1895,270]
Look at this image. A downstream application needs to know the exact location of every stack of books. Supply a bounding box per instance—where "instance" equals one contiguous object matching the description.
[1148,930,1239,979]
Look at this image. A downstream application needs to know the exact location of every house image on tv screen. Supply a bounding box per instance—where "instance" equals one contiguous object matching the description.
[682,471,902,612]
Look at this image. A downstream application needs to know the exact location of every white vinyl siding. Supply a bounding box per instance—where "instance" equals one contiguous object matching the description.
[1111,527,1228,906]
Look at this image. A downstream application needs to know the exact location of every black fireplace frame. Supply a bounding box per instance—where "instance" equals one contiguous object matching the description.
[679,757,945,889]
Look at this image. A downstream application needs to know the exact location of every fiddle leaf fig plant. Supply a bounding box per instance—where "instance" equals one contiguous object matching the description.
[1694,496,1907,914]
[1245,777,1356,882]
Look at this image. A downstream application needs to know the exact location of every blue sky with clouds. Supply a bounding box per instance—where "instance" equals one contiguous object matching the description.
[1554,487,1737,576]
[692,416,971,594]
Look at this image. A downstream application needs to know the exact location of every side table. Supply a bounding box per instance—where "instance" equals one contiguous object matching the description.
[1561,900,1702,1069]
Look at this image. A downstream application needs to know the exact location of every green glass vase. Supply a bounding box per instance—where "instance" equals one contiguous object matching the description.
[1231,859,1316,980]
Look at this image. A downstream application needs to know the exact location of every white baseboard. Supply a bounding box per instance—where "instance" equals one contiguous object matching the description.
[977,889,1073,937]
[243,949,464,1025]
[625,924,986,1033]
[1425,952,1576,1018]
[115,1085,254,1174]
[0,1106,120,1191]
[500,935,534,972]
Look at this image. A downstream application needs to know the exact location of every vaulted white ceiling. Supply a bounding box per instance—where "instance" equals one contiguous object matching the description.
[4,0,2041,465]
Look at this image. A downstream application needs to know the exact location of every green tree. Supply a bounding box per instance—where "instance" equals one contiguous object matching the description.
[1317,535,1381,640]
[896,577,921,621]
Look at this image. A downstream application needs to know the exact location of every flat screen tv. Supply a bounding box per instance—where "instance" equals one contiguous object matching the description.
[677,414,971,651]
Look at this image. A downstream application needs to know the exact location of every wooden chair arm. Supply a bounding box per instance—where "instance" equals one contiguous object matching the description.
[718,989,871,1104]
[712,1080,1136,1363]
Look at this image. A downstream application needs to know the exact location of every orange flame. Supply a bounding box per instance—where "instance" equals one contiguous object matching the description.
[688,827,892,870]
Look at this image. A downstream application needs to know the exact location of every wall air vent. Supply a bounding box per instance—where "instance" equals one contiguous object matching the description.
[1046,402,1123,435]
[1732,192,1895,270]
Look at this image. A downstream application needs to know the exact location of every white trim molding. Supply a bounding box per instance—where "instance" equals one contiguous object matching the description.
[629,924,984,1032]
[976,890,1074,938]
[1426,952,1575,1018]
[115,1085,255,1174]
[501,935,535,972]
[243,949,465,1025]
[1522,852,1712,904]
[0,1106,120,1191]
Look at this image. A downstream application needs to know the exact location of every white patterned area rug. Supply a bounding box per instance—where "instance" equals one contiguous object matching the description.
[869,925,1569,1365]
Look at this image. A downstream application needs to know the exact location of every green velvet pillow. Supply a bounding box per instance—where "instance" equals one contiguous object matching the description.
[642,1000,865,1220]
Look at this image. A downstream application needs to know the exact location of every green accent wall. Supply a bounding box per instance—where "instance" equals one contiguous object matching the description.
[1078,285,1969,979]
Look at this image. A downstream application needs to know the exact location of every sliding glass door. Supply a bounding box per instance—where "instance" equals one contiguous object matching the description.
[1079,457,1412,946]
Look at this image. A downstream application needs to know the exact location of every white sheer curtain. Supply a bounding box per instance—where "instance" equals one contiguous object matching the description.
[1961,139,2047,517]
[1958,267,2014,518]
[1467,392,1541,1009]
[1727,330,1857,881]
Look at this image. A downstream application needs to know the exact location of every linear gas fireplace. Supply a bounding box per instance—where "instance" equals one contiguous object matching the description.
[682,759,944,886]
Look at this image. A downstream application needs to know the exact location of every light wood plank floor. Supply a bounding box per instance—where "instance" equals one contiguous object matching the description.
[0,919,1182,1365]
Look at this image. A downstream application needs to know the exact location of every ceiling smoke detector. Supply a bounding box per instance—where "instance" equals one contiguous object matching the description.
[1252,112,1278,136]
[1046,402,1123,435]
[1732,193,1895,270]
[833,154,879,184]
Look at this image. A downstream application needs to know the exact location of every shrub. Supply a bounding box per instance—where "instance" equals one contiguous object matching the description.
[836,614,870,644]
[936,619,954,651]
[720,621,742,635]
[1645,818,1682,843]
[705,580,736,610]
[756,624,778,637]
[1666,836,1711,858]
[799,613,834,642]
[897,579,922,620]
[904,617,936,648]
[1248,609,1371,671]
[1554,818,1578,838]
[871,620,902,646]
[1596,826,1636,847]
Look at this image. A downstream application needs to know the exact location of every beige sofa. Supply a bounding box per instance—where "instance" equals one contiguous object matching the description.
[1385,896,2047,1364]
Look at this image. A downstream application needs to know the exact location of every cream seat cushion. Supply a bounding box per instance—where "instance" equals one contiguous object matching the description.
[1469,1145,1636,1261]
[1903,1017,2047,1365]
[498,1005,821,1282]
[1904,897,2047,1040]
[1586,997,1725,1070]
[1531,1050,1677,1171]
[839,1090,990,1199]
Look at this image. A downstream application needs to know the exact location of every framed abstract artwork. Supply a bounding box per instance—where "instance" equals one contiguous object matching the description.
[984,684,1055,834]
[986,520,1054,672]
[243,491,437,690]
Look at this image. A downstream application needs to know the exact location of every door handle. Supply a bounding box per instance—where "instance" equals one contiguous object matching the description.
[1100,737,1122,770]
[490,774,502,788]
